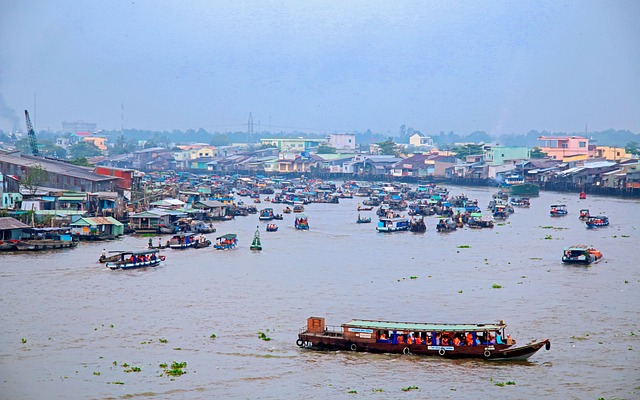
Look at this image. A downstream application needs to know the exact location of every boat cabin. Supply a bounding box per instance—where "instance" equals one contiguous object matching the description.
[340,319,511,347]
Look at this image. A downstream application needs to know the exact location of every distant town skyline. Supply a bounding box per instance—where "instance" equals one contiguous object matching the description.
[1,1,639,136]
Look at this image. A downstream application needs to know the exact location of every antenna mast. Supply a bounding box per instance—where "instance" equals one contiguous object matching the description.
[248,112,254,143]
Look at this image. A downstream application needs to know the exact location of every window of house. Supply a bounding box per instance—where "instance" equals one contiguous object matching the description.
[579,142,586,148]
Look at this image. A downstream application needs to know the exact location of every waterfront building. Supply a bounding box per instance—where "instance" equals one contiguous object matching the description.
[537,136,590,161]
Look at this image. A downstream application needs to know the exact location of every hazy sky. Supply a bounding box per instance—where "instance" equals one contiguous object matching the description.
[1,0,638,136]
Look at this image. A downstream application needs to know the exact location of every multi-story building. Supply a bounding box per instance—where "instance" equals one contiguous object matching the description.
[260,138,324,153]
[593,146,630,161]
[537,136,589,161]
[326,134,356,151]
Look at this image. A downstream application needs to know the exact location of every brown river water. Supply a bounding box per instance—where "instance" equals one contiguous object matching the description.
[1,185,639,399]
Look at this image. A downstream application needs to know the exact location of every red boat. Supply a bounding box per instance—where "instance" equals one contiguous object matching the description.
[579,191,587,199]
[297,317,550,361]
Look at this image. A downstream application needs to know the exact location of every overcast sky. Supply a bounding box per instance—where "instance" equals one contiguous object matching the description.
[1,0,638,136]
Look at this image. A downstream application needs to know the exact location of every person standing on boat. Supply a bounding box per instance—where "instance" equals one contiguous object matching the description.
[496,331,504,344]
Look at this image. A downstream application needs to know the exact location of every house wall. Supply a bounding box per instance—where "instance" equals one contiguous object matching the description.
[594,146,629,161]
[327,134,356,150]
[538,136,589,160]
[486,146,530,165]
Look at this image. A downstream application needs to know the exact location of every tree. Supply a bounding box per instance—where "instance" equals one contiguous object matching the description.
[316,144,337,154]
[377,138,399,156]
[625,141,639,156]
[530,147,547,158]
[69,157,93,167]
[69,141,102,158]
[450,144,484,157]
[22,164,49,196]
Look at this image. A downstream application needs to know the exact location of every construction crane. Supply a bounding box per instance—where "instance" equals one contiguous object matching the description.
[24,110,40,156]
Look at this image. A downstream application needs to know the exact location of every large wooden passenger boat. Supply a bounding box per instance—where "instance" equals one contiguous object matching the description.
[297,317,550,361]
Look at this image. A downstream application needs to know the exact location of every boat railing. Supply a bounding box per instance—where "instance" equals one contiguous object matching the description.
[299,325,344,337]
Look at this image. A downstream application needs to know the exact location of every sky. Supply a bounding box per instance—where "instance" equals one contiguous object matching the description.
[0,0,638,136]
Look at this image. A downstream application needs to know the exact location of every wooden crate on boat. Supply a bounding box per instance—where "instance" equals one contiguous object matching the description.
[307,317,325,333]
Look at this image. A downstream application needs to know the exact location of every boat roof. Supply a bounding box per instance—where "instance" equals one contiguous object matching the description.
[121,250,160,255]
[217,233,237,239]
[588,215,608,219]
[564,244,589,250]
[342,319,505,332]
[550,204,566,207]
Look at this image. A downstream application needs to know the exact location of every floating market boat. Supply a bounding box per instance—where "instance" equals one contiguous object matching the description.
[258,207,275,221]
[356,214,372,224]
[106,250,165,270]
[585,215,609,228]
[14,228,79,251]
[214,233,238,250]
[250,227,262,251]
[168,233,211,249]
[293,204,305,213]
[579,209,590,220]
[376,217,410,232]
[550,204,568,217]
[294,214,309,230]
[357,204,373,211]
[509,197,530,207]
[508,183,540,197]
[409,217,426,232]
[266,223,278,232]
[579,191,587,199]
[436,218,457,232]
[562,245,603,265]
[297,317,550,361]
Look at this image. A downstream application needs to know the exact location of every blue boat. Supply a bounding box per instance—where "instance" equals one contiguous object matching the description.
[586,215,609,228]
[550,204,568,217]
[376,217,410,232]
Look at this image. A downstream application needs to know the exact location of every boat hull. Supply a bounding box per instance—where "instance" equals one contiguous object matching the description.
[107,259,162,270]
[296,332,549,361]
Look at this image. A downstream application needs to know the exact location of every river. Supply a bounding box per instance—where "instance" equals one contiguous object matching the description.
[1,186,638,399]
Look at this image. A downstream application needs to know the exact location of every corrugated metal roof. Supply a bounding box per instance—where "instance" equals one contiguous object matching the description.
[343,319,505,332]
[0,217,30,230]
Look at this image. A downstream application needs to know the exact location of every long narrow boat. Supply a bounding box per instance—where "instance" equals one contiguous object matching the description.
[562,245,603,265]
[297,317,550,361]
[106,250,165,270]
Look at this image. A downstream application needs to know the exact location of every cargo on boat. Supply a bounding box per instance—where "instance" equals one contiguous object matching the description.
[297,317,550,361]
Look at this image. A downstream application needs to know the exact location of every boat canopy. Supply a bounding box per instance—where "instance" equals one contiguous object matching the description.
[122,249,160,256]
[470,212,483,218]
[342,319,505,332]
[564,244,589,251]
[217,233,237,240]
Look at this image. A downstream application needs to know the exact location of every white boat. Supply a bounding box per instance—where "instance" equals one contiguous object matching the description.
[376,217,410,232]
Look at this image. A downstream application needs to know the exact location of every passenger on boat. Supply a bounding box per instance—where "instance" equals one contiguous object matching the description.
[489,334,496,345]
[496,331,504,344]
[506,335,514,345]
[465,333,474,346]
[102,249,106,257]
[452,336,461,346]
